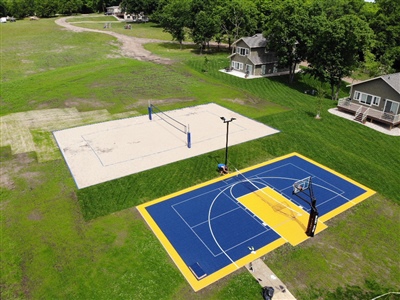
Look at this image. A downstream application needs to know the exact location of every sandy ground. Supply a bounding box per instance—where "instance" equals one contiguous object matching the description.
[53,103,279,189]
[55,17,173,64]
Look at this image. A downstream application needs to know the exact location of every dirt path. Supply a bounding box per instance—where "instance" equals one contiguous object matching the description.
[55,17,173,65]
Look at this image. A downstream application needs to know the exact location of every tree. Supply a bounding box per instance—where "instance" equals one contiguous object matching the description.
[157,0,191,49]
[120,0,159,15]
[58,0,83,15]
[307,15,373,100]
[263,0,310,83]
[369,0,400,70]
[301,73,329,119]
[310,0,366,21]
[191,10,218,54]
[35,0,58,17]
[6,0,31,18]
[214,0,258,50]
[0,0,7,17]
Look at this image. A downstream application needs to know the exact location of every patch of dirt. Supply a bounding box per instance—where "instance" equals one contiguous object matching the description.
[126,98,196,110]
[28,210,43,221]
[20,171,43,189]
[0,201,10,210]
[0,172,15,190]
[113,230,128,247]
[224,98,246,105]
[106,54,122,59]
[0,153,36,190]
[64,98,111,109]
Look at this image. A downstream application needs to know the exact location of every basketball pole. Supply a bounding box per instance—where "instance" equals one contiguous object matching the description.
[292,178,319,237]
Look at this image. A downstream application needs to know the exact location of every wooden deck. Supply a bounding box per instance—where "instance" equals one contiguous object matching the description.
[337,99,400,129]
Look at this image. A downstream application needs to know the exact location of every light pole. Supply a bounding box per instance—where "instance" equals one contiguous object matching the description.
[220,117,236,166]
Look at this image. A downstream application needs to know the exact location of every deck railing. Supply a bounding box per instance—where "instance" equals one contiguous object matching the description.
[362,108,370,123]
[355,106,362,119]
[338,98,351,107]
[337,98,399,126]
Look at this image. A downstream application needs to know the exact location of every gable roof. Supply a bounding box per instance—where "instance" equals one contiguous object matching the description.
[233,33,267,48]
[351,72,400,94]
[381,73,400,94]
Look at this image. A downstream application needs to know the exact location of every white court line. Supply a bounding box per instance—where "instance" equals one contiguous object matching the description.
[208,187,240,268]
[172,184,270,259]
[172,205,222,257]
[250,166,354,208]
[54,103,280,188]
[234,169,302,216]
[170,161,359,266]
[191,206,242,229]
[250,162,346,195]
[287,163,346,195]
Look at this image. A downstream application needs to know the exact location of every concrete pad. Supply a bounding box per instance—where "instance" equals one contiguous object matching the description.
[246,258,297,299]
[53,103,279,189]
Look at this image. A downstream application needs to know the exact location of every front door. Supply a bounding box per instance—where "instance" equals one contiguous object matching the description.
[261,64,266,75]
[245,64,253,76]
[384,100,399,114]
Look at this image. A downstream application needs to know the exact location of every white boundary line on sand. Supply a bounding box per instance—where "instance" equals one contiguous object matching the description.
[53,103,280,189]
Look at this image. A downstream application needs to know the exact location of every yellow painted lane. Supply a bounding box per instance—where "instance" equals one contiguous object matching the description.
[238,187,327,246]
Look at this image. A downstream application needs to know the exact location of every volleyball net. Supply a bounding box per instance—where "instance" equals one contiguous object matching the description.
[148,103,191,148]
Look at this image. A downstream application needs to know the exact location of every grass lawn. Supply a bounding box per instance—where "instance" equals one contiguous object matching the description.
[1,15,399,300]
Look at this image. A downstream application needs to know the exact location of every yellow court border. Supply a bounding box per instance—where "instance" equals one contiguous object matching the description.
[136,152,375,291]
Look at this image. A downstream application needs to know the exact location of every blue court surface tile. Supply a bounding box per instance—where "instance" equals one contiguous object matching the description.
[146,187,280,275]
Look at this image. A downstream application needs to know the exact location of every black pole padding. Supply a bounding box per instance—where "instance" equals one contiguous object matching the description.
[306,208,319,237]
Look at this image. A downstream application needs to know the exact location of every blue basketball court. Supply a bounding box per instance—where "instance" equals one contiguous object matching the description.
[137,153,375,291]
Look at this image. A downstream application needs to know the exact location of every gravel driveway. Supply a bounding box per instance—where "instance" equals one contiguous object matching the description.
[55,17,173,64]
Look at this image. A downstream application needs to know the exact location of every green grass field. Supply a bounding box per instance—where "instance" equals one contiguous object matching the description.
[1,15,399,300]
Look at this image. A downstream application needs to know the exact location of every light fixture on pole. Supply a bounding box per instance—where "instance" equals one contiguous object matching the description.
[220,117,236,166]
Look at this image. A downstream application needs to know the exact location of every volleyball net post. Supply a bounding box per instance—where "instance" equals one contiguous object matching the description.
[187,124,191,149]
[148,101,152,120]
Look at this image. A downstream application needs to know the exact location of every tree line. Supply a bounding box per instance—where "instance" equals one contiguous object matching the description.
[1,0,399,99]
[150,0,398,99]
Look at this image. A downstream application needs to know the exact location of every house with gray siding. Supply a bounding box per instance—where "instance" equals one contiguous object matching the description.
[337,73,400,129]
[227,34,297,78]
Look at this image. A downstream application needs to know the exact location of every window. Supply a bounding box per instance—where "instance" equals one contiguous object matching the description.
[232,61,243,70]
[372,96,380,106]
[236,47,249,56]
[354,90,380,106]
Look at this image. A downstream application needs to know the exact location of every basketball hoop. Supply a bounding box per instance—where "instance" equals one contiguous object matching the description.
[293,177,311,194]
